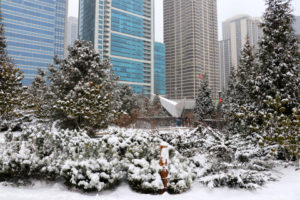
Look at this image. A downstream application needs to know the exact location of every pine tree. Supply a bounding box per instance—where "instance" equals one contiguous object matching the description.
[0,63,24,129]
[150,94,167,116]
[115,84,140,127]
[25,69,50,121]
[224,38,257,135]
[256,0,300,115]
[47,40,121,136]
[194,76,214,121]
[245,0,300,160]
[0,20,25,130]
[0,12,11,66]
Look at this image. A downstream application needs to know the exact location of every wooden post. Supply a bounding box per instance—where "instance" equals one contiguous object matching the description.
[160,145,168,193]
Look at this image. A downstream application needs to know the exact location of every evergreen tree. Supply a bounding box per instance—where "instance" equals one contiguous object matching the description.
[0,21,25,130]
[47,40,120,136]
[194,76,214,121]
[0,12,11,66]
[150,94,167,116]
[223,38,257,135]
[0,63,24,129]
[259,94,300,160]
[256,0,300,114]
[243,0,300,160]
[25,69,50,121]
[115,84,140,127]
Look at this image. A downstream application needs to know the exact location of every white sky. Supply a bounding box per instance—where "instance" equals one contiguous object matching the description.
[68,0,300,42]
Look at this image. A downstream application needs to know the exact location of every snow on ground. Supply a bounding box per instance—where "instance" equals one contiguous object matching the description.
[0,167,299,200]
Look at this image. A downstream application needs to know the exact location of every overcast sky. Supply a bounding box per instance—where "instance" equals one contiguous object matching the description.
[68,0,300,42]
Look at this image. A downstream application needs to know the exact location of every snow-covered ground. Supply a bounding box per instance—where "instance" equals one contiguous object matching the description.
[0,167,299,200]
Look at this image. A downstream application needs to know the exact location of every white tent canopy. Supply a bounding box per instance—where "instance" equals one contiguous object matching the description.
[159,96,185,118]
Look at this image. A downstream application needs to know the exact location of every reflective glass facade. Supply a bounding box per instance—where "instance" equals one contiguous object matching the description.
[79,0,154,96]
[154,42,165,95]
[0,0,68,85]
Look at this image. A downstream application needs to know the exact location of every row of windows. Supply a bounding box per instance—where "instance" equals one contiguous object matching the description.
[8,50,54,60]
[8,41,54,52]
[112,57,149,83]
[111,9,145,38]
[112,0,144,16]
[5,31,54,44]
[2,4,55,20]
[3,13,54,28]
[5,22,54,36]
[4,0,55,12]
[111,33,144,60]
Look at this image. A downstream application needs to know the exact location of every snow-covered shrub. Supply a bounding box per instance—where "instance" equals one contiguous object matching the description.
[105,128,193,194]
[0,125,124,192]
[0,126,60,180]
[61,157,123,192]
[60,133,123,192]
[192,127,276,189]
[157,126,276,190]
[167,148,193,194]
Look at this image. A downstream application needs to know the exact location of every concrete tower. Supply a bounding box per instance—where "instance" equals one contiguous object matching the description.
[163,0,220,100]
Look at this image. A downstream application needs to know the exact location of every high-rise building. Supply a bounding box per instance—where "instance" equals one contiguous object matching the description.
[293,16,300,35]
[294,16,300,50]
[0,0,68,85]
[163,0,220,100]
[79,0,154,96]
[154,42,166,95]
[219,39,231,91]
[66,16,78,53]
[222,15,262,69]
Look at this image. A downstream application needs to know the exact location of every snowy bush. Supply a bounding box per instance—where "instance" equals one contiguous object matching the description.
[156,126,276,190]
[105,128,193,194]
[0,125,124,192]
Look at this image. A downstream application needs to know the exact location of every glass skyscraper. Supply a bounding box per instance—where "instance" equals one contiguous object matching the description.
[154,42,165,95]
[0,0,68,85]
[79,0,154,96]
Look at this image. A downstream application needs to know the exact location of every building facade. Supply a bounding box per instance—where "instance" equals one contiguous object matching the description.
[219,39,231,91]
[163,0,220,100]
[294,16,300,35]
[222,15,262,69]
[79,0,154,96]
[0,0,68,85]
[154,42,166,95]
[66,16,78,53]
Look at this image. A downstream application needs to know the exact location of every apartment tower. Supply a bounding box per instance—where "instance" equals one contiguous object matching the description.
[66,16,78,54]
[163,0,220,100]
[154,42,166,95]
[0,0,68,85]
[222,15,262,69]
[79,0,154,96]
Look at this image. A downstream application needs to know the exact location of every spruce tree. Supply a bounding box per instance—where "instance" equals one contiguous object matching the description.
[0,20,24,130]
[0,63,24,129]
[0,11,11,66]
[25,69,50,121]
[194,76,214,121]
[247,0,300,160]
[256,0,300,114]
[115,84,140,127]
[47,40,120,136]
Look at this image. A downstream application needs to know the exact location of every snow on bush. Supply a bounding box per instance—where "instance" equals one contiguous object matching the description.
[0,125,280,193]
[0,125,123,191]
[156,126,276,189]
[105,128,193,194]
